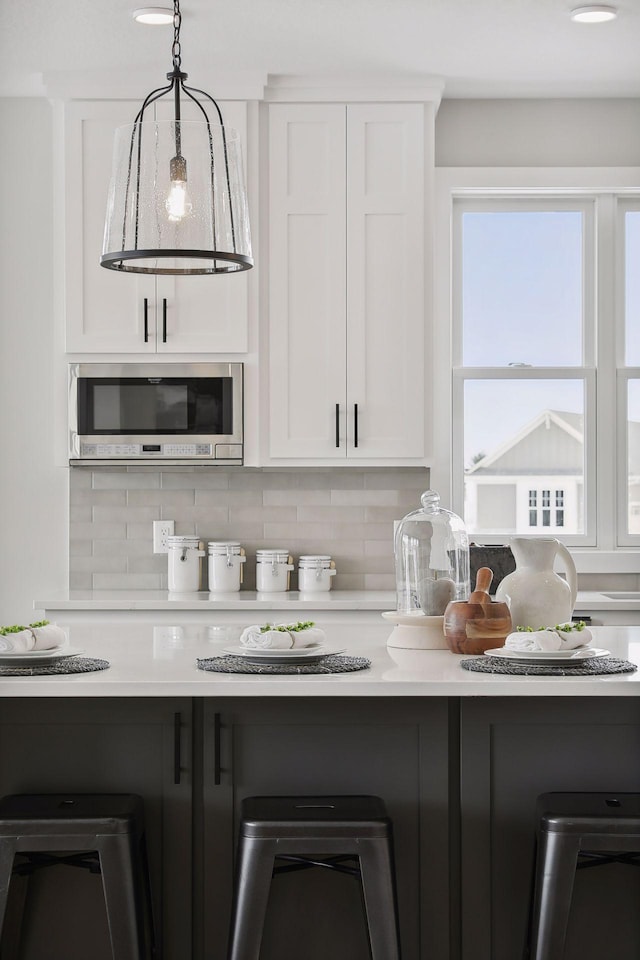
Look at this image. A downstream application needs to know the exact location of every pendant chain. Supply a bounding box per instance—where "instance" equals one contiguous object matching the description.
[172,0,182,70]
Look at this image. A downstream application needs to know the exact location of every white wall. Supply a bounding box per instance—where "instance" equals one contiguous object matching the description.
[0,99,68,623]
[436,98,640,166]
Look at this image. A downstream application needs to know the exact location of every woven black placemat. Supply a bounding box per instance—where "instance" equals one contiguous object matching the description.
[197,655,371,675]
[461,656,637,677]
[0,658,110,678]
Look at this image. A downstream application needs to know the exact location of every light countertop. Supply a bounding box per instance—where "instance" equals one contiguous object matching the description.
[35,589,640,612]
[1,622,639,698]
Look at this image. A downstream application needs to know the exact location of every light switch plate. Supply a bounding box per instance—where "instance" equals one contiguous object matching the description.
[153,520,175,554]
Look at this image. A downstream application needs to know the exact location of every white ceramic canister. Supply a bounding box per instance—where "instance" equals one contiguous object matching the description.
[207,541,246,593]
[167,536,205,593]
[256,549,294,593]
[298,555,336,593]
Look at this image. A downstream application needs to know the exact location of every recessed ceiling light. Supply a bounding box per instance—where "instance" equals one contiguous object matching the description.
[570,5,618,22]
[132,7,174,25]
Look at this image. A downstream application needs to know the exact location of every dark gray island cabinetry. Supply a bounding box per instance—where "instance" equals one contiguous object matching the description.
[460,698,640,960]
[0,699,192,960]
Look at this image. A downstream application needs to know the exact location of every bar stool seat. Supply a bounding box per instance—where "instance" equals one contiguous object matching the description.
[0,793,154,960]
[227,795,401,960]
[527,791,640,959]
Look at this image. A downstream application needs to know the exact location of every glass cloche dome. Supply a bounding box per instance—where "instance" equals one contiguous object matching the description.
[394,490,470,616]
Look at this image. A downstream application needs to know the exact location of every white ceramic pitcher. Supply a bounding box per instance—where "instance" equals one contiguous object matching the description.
[495,537,577,629]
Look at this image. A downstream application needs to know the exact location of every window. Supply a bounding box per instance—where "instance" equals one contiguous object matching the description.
[433,172,640,559]
[452,198,594,546]
[525,487,566,531]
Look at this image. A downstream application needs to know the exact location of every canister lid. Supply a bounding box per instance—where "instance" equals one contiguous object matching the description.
[167,535,200,547]
[298,555,332,567]
[208,540,242,554]
[256,548,290,561]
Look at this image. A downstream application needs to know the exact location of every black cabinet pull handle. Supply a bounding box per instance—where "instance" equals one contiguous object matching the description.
[354,403,359,448]
[143,298,149,343]
[173,712,181,785]
[162,298,167,343]
[214,712,222,785]
[335,404,340,448]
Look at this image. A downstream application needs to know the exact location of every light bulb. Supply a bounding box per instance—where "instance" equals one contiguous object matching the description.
[165,155,193,222]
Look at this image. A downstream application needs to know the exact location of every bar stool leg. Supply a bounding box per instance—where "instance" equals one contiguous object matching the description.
[227,836,276,960]
[358,838,401,960]
[530,831,582,960]
[98,834,146,960]
[0,840,16,935]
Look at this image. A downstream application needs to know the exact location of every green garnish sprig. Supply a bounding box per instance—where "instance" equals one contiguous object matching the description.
[0,619,49,636]
[516,620,586,633]
[259,620,315,634]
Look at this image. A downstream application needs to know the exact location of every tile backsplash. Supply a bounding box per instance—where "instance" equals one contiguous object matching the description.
[69,467,430,591]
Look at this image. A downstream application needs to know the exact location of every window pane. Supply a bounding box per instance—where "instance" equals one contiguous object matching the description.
[463,379,585,535]
[625,211,640,365]
[627,380,640,534]
[461,211,583,366]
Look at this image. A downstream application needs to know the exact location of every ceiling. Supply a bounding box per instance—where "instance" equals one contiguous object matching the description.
[1,0,639,100]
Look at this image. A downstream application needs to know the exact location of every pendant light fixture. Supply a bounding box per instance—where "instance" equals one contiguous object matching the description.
[101,0,253,275]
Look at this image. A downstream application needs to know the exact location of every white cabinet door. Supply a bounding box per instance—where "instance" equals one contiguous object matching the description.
[268,104,348,458]
[346,104,425,458]
[155,99,249,354]
[268,102,426,462]
[64,101,155,353]
[64,99,249,354]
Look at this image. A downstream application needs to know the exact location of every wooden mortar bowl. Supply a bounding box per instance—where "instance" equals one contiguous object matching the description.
[443,599,512,655]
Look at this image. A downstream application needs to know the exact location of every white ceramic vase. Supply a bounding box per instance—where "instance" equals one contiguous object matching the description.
[495,537,577,629]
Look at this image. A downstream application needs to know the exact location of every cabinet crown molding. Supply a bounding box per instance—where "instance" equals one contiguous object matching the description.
[264,74,444,107]
[42,69,444,107]
[43,69,267,102]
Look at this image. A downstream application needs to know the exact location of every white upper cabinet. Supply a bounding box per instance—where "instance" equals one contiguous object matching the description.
[63,99,249,354]
[268,101,427,462]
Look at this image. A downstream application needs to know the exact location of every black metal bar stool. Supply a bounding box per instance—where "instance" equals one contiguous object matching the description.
[227,795,401,960]
[526,792,640,959]
[0,793,154,960]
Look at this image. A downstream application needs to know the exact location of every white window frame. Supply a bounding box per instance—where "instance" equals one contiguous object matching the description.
[432,167,640,574]
[616,198,640,547]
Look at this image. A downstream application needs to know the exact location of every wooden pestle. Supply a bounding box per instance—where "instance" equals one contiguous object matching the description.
[468,566,493,605]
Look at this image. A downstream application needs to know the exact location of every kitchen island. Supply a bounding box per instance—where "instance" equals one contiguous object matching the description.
[0,622,638,960]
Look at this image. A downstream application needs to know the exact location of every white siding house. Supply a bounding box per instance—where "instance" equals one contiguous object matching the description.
[466,409,640,536]
[465,410,585,535]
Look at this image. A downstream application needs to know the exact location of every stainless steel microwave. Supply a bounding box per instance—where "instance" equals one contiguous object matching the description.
[69,362,243,465]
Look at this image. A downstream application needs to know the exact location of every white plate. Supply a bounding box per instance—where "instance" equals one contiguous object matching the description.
[222,645,346,665]
[0,648,84,667]
[484,646,610,664]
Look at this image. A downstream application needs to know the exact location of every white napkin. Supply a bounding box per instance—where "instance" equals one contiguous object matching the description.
[0,624,67,653]
[239,624,326,649]
[505,625,592,652]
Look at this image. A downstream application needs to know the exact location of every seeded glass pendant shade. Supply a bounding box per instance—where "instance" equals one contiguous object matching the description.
[101,0,253,276]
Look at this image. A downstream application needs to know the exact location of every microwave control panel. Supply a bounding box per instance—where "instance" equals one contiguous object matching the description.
[79,443,213,457]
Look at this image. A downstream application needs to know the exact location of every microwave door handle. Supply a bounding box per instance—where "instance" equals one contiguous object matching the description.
[143,298,149,343]
[162,299,167,343]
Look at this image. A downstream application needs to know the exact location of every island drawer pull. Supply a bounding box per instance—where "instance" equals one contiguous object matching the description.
[174,711,182,785]
[214,712,222,785]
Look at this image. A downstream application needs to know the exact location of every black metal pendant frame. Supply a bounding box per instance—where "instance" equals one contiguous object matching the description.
[101,61,253,275]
